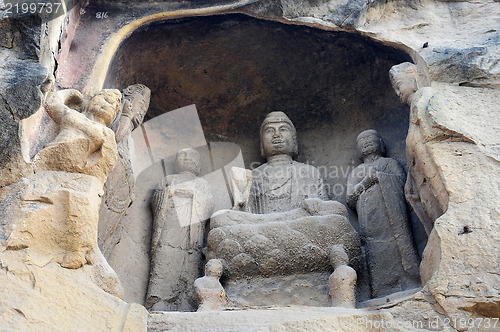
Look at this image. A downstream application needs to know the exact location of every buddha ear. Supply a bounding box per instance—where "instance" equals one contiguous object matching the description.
[260,141,266,159]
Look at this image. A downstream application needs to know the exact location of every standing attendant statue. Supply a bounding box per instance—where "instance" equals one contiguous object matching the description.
[346,130,420,298]
[146,148,214,311]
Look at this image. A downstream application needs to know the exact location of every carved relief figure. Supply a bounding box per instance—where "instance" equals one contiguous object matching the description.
[206,112,363,307]
[328,245,357,308]
[247,111,328,213]
[0,87,125,299]
[194,259,228,311]
[346,129,420,298]
[389,62,427,106]
[98,84,151,253]
[146,148,214,311]
[110,84,151,142]
[390,63,439,237]
[35,89,121,183]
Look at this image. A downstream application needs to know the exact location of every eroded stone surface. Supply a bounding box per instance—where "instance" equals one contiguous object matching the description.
[1,0,499,329]
[148,301,450,332]
[0,84,147,330]
[146,148,215,312]
[412,83,500,327]
[194,259,228,312]
[0,253,146,332]
[98,84,151,254]
[347,130,420,298]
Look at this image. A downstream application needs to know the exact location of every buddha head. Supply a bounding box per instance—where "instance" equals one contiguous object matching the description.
[175,148,201,176]
[260,111,298,159]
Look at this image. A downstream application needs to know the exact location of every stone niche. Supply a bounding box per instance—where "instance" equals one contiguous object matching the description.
[102,14,427,306]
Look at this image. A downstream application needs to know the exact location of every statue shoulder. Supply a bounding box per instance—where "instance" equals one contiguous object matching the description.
[194,176,212,190]
[378,157,405,174]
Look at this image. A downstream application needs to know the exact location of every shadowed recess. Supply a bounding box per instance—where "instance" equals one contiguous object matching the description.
[104,14,412,203]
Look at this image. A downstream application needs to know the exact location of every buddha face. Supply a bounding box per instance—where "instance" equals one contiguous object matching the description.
[175,148,201,176]
[261,121,297,159]
[357,130,382,157]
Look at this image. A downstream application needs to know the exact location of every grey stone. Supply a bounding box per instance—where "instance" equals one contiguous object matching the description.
[328,245,357,308]
[425,44,500,86]
[346,130,420,298]
[98,83,151,252]
[207,209,363,280]
[194,259,228,311]
[110,84,151,142]
[207,112,364,306]
[239,112,329,214]
[0,53,49,169]
[146,148,215,312]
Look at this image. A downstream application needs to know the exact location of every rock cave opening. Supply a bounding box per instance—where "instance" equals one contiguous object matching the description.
[102,13,429,304]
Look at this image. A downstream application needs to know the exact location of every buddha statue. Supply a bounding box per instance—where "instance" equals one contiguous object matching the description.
[205,112,363,307]
[246,111,328,213]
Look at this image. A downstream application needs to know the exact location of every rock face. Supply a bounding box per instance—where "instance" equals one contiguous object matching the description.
[410,83,500,323]
[0,86,147,330]
[0,16,51,175]
[0,254,147,332]
[0,172,147,331]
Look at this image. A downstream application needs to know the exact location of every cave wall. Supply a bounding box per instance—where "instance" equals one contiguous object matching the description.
[101,14,429,304]
[104,14,412,204]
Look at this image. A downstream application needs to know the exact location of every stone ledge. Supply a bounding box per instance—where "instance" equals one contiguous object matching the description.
[147,305,433,332]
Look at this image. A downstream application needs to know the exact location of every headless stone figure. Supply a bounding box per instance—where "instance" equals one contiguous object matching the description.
[328,245,357,308]
[194,259,227,311]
